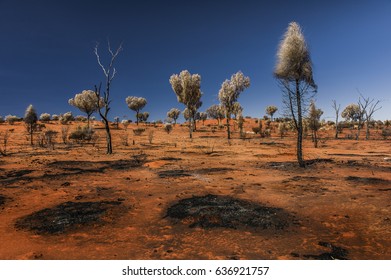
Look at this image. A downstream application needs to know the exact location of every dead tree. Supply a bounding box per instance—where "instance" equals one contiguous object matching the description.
[331,100,341,139]
[359,94,381,140]
[94,41,123,154]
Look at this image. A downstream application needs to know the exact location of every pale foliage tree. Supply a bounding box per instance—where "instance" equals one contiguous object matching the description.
[341,103,361,122]
[39,113,51,122]
[182,108,191,122]
[265,105,278,121]
[167,108,181,125]
[5,115,19,125]
[232,102,243,120]
[69,90,104,127]
[121,119,130,130]
[274,22,317,167]
[307,101,323,148]
[59,112,74,124]
[94,41,123,154]
[24,104,38,145]
[125,96,147,126]
[218,71,250,139]
[140,112,149,124]
[341,103,362,139]
[206,104,224,125]
[199,112,208,125]
[169,70,202,138]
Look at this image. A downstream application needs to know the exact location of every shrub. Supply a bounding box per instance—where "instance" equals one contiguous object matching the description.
[121,119,130,130]
[52,114,59,121]
[61,126,69,144]
[69,126,95,143]
[381,128,391,140]
[164,123,173,134]
[133,128,145,136]
[0,116,4,124]
[252,127,261,134]
[60,112,74,124]
[5,115,19,125]
[148,130,154,144]
[75,115,87,122]
[37,130,58,149]
[39,113,51,122]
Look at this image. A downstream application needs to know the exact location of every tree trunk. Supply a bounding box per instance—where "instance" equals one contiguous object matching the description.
[189,116,193,139]
[104,120,112,154]
[365,121,370,140]
[335,115,339,139]
[226,115,231,139]
[30,124,33,146]
[295,80,305,167]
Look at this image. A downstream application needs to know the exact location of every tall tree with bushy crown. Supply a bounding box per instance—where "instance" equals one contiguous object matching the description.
[274,22,317,167]
[24,104,38,145]
[69,90,104,127]
[169,70,202,139]
[218,71,250,139]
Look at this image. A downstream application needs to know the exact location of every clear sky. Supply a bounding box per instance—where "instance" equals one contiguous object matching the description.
[1,0,390,122]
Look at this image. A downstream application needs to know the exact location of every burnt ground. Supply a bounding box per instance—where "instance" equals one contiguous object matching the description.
[166,194,292,230]
[0,121,390,259]
[15,201,123,234]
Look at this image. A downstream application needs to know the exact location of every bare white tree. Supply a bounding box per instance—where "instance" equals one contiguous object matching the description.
[218,71,250,139]
[274,22,317,167]
[94,41,123,154]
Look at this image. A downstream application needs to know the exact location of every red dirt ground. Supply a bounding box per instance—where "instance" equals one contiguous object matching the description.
[0,120,390,259]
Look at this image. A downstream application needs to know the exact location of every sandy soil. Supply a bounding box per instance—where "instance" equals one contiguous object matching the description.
[0,120,390,260]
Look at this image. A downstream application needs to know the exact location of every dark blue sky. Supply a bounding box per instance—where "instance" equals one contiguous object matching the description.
[1,0,390,121]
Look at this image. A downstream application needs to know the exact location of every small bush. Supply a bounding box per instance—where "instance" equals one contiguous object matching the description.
[133,128,145,136]
[164,123,173,134]
[75,115,87,122]
[381,128,391,139]
[148,130,154,144]
[0,116,4,124]
[69,126,95,143]
[52,114,59,121]
[39,113,51,122]
[5,115,19,125]
[60,112,74,124]
[252,127,261,134]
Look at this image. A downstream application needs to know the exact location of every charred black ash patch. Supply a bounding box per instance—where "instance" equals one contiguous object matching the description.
[166,194,292,230]
[15,201,122,234]
[303,242,348,260]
